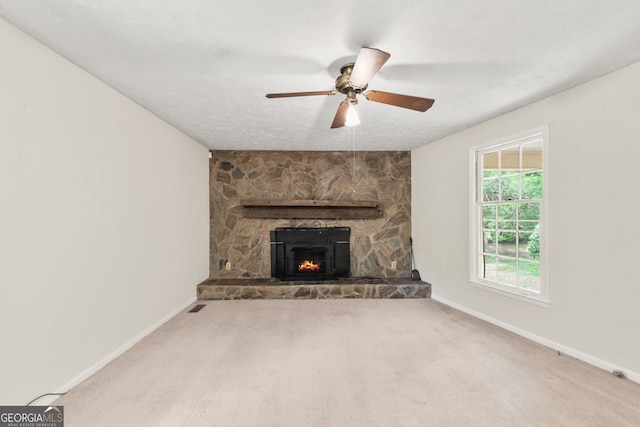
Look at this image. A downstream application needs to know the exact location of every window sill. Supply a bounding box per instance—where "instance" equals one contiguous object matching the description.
[469,280,551,308]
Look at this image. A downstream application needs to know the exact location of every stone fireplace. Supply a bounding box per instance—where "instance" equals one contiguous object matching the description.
[209,150,412,279]
[270,227,350,280]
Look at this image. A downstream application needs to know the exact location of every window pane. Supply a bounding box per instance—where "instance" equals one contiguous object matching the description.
[482,205,496,229]
[498,220,516,230]
[497,232,516,256]
[497,258,517,286]
[498,204,516,221]
[501,146,520,169]
[518,220,538,231]
[500,174,519,200]
[483,230,496,254]
[482,152,499,201]
[518,230,531,243]
[522,140,542,171]
[521,228,540,260]
[518,202,539,221]
[483,177,499,201]
[482,255,497,282]
[482,152,499,170]
[518,260,540,291]
[518,231,534,259]
[522,171,542,199]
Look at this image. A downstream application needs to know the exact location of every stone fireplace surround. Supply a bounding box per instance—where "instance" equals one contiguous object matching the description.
[200,150,431,299]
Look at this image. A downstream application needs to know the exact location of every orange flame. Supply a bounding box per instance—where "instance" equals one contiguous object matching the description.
[298,260,321,271]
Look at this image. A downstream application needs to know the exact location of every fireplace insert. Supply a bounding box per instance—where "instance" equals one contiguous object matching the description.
[270,227,350,280]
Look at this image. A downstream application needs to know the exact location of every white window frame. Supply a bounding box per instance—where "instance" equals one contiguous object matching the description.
[469,126,550,305]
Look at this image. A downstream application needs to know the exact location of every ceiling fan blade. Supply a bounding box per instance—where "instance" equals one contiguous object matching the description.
[266,91,336,98]
[330,102,349,128]
[348,48,391,89]
[365,90,435,112]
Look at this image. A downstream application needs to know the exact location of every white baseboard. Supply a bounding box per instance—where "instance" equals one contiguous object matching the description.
[30,297,197,406]
[432,295,640,385]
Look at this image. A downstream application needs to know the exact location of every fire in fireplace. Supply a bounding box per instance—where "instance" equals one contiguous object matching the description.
[298,260,321,271]
[270,227,350,280]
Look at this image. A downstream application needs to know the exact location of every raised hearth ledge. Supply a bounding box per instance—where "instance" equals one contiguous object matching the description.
[197,277,431,300]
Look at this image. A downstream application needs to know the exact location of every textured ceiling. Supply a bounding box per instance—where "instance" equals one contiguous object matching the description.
[2,1,640,151]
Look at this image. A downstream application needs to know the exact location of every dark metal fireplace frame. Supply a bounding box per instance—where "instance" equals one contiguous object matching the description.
[270,227,350,281]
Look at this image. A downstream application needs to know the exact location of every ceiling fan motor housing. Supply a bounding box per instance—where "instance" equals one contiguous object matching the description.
[335,63,367,98]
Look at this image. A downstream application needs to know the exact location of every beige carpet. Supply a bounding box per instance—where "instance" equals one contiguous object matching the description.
[55,299,640,426]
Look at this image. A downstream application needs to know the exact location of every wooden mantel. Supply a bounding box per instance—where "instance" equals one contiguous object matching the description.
[240,199,382,219]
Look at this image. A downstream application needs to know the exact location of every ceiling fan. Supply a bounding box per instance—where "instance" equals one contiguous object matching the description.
[266,47,435,128]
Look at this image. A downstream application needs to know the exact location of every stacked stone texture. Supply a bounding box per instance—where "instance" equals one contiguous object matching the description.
[210,151,412,279]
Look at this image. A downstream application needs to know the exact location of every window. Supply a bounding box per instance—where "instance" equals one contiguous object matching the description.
[470,127,549,303]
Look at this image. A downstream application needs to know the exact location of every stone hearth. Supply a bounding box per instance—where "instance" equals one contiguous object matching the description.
[197,277,431,300]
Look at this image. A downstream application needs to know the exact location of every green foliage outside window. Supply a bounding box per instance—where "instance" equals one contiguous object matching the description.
[482,171,541,245]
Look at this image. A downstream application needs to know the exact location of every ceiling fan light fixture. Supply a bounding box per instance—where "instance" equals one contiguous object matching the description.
[345,103,360,127]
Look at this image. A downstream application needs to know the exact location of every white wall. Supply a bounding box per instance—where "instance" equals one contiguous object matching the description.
[412,60,640,380]
[0,19,210,404]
